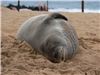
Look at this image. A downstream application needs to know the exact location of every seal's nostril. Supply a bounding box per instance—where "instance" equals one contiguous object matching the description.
[58,47,66,61]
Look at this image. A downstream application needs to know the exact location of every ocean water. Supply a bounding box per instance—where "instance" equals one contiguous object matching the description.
[1,0,100,13]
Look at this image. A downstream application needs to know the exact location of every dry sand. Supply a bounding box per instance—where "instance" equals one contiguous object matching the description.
[1,7,100,75]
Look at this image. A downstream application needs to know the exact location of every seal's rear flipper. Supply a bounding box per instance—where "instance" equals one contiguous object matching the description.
[42,13,68,24]
[50,13,68,21]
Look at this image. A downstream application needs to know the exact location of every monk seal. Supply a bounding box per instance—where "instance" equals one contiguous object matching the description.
[16,13,79,63]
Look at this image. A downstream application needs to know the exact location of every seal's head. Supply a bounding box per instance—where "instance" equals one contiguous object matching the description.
[40,36,68,63]
[48,46,68,63]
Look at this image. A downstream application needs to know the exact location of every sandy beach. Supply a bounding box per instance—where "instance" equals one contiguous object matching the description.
[1,7,100,75]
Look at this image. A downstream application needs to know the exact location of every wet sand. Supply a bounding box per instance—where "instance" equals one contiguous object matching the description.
[1,7,100,75]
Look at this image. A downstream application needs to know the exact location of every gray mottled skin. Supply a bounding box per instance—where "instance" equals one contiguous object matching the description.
[16,13,79,63]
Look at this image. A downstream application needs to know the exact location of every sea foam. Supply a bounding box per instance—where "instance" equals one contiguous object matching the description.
[49,8,100,13]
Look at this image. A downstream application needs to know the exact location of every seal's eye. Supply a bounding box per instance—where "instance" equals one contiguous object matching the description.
[53,51,59,59]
